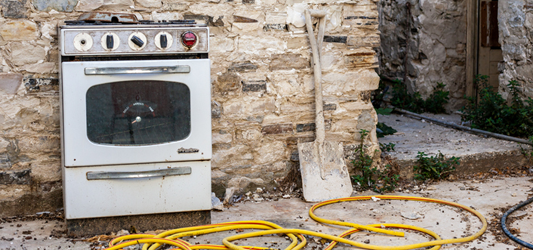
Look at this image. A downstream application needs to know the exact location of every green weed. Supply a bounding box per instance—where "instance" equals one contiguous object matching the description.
[351,129,399,193]
[376,122,397,138]
[461,75,533,138]
[390,79,449,114]
[379,142,396,152]
[413,151,459,181]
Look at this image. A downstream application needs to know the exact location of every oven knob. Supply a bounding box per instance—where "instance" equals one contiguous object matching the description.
[106,35,114,49]
[128,32,147,50]
[160,34,168,48]
[181,31,198,48]
[131,35,144,47]
[101,33,119,51]
[155,32,173,50]
[73,33,93,52]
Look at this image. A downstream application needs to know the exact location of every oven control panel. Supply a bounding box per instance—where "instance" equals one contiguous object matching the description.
[61,26,208,56]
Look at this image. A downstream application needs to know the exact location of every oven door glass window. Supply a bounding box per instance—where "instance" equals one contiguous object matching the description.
[86,80,191,145]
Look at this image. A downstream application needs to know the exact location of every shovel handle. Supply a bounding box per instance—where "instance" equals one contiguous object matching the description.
[305,9,326,144]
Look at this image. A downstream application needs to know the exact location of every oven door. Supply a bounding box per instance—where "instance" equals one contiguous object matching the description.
[61,59,211,167]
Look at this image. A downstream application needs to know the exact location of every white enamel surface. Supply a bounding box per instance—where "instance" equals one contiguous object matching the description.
[63,161,212,219]
[61,59,212,167]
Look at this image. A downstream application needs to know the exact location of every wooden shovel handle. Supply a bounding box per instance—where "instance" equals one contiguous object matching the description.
[305,9,326,144]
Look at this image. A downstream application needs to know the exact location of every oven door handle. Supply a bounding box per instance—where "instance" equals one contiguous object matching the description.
[84,65,190,75]
[86,167,191,180]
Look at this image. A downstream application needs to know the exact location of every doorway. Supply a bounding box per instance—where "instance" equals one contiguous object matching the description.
[466,0,503,95]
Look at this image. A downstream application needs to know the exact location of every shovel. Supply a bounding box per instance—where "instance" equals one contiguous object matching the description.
[298,10,404,237]
[298,9,353,202]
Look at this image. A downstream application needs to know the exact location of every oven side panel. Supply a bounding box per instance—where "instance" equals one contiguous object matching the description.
[63,161,211,219]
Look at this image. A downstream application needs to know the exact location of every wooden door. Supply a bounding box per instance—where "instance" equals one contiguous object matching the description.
[478,0,502,89]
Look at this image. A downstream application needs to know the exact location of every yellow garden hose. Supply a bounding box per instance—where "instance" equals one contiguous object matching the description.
[104,195,487,250]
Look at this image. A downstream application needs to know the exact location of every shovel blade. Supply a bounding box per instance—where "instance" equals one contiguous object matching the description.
[298,140,353,202]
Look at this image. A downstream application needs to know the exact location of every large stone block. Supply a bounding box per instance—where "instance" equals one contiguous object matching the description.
[229,62,257,72]
[261,124,293,135]
[223,96,276,118]
[323,36,347,43]
[151,12,183,22]
[242,80,266,92]
[21,62,58,74]
[1,0,27,18]
[269,73,300,97]
[17,136,60,153]
[0,169,31,185]
[187,3,234,22]
[325,5,343,32]
[237,128,262,141]
[263,12,287,31]
[0,20,38,41]
[75,0,104,11]
[212,144,253,166]
[0,73,23,95]
[40,22,57,40]
[24,78,59,92]
[226,176,264,190]
[0,138,9,154]
[162,1,188,11]
[237,36,284,52]
[30,162,61,182]
[254,141,286,164]
[9,42,46,66]
[270,53,309,70]
[97,0,135,10]
[33,0,78,12]
[210,36,234,52]
[344,52,377,68]
[136,0,162,7]
[356,109,375,131]
[215,71,241,92]
[287,36,308,49]
[232,22,260,32]
[322,70,379,95]
[266,12,287,24]
[213,132,233,144]
[280,102,314,116]
[347,35,380,48]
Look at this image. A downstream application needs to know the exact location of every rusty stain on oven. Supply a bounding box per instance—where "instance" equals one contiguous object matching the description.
[77,12,139,24]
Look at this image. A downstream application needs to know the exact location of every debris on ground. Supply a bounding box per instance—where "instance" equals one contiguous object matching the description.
[212,192,224,211]
[401,212,423,220]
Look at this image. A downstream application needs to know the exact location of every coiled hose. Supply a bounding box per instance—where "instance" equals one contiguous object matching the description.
[104,195,487,250]
[501,196,533,249]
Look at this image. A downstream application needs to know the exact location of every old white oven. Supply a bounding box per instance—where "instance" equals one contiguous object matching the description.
[59,14,212,230]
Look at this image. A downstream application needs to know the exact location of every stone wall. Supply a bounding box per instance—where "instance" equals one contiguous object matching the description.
[0,0,380,216]
[379,0,467,110]
[498,0,533,101]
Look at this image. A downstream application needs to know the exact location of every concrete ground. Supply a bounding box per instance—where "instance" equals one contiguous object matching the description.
[2,113,533,249]
[378,113,531,178]
[1,176,532,249]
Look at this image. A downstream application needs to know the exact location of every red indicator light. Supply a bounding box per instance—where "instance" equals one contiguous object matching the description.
[181,31,197,48]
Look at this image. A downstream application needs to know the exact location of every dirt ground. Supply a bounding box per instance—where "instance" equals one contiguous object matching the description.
[1,175,532,249]
[1,113,533,250]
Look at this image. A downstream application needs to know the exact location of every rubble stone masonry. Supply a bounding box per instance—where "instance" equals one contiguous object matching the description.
[498,0,533,101]
[379,0,467,110]
[0,0,380,216]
